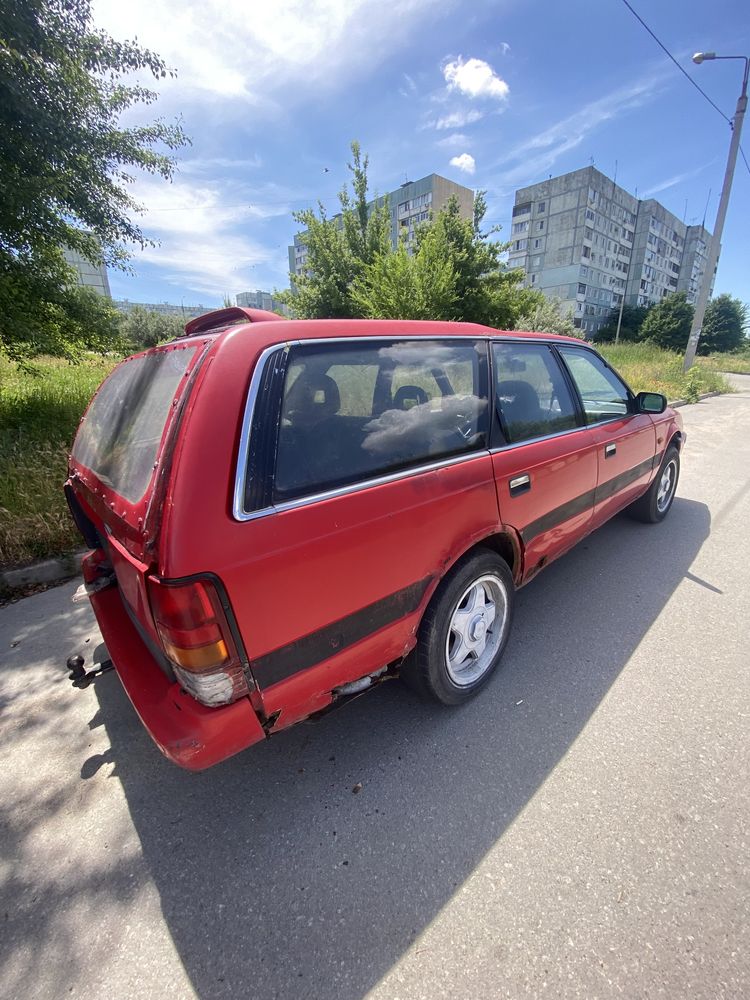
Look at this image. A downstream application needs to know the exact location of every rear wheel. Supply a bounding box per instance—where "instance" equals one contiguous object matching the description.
[403,549,515,705]
[628,445,680,523]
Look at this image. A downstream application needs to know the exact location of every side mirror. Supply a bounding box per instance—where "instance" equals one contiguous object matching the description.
[636,391,667,414]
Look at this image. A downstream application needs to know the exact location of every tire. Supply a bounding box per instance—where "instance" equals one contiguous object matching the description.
[403,548,515,706]
[627,445,680,523]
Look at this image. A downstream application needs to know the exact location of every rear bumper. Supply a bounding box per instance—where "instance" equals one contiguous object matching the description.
[90,585,266,770]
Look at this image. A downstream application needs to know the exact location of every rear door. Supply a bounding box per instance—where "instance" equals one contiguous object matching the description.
[231,336,500,724]
[68,341,208,636]
[557,346,657,526]
[490,341,599,581]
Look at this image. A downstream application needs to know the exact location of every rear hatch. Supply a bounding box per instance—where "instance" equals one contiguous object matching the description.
[67,340,209,637]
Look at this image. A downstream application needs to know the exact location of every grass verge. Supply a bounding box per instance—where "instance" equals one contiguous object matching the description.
[0,355,117,568]
[597,342,731,399]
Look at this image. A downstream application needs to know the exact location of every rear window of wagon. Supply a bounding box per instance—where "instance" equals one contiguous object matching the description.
[72,347,197,504]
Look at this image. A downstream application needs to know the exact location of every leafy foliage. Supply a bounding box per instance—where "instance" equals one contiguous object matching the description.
[513,295,581,338]
[697,294,747,355]
[119,306,186,350]
[0,0,189,359]
[639,292,694,352]
[0,245,123,362]
[352,223,458,320]
[592,303,649,344]
[280,141,391,319]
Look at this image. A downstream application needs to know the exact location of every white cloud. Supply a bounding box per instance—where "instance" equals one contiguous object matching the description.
[436,132,470,148]
[489,74,665,193]
[499,42,511,56]
[443,56,509,100]
[399,72,418,97]
[450,153,476,175]
[433,108,484,130]
[640,163,711,198]
[124,175,285,296]
[93,0,453,105]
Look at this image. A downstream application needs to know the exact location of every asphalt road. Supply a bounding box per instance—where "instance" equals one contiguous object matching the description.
[1,377,749,1000]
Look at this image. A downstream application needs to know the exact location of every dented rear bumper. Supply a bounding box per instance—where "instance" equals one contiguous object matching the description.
[89,584,266,770]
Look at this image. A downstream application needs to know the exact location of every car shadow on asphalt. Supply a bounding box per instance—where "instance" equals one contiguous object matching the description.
[85,497,710,1000]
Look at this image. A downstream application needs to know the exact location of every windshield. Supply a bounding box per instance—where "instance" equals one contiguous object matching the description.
[72,347,197,504]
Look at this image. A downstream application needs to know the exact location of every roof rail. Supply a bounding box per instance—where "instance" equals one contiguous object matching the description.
[182,306,284,337]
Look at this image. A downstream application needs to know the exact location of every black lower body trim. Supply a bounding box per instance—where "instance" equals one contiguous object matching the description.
[520,451,661,546]
[253,577,431,689]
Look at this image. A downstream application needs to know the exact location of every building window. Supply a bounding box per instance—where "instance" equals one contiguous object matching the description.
[582,246,591,259]
[578,283,587,295]
[537,221,545,232]
[530,273,537,285]
[531,255,542,268]
[533,239,541,249]
[512,221,529,234]
[538,201,546,213]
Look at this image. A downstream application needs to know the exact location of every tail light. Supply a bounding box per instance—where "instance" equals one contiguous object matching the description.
[147,576,251,707]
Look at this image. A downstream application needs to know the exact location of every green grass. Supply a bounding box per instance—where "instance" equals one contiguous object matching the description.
[697,347,750,375]
[0,355,117,568]
[597,342,732,400]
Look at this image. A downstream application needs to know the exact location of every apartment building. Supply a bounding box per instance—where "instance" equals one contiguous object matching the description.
[288,173,473,278]
[236,289,290,316]
[508,167,713,336]
[63,244,111,298]
[114,300,208,319]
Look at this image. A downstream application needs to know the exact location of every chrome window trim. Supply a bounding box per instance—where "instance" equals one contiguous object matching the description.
[231,333,631,523]
[488,414,626,454]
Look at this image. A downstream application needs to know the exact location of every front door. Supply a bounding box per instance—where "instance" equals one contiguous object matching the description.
[490,341,599,581]
[557,346,657,526]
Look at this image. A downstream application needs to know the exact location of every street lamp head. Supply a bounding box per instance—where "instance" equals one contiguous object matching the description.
[692,51,716,64]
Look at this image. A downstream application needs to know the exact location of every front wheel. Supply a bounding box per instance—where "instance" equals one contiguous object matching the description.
[627,445,680,523]
[403,549,515,705]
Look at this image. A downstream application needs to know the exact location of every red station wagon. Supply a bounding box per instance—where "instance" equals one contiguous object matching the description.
[65,308,684,769]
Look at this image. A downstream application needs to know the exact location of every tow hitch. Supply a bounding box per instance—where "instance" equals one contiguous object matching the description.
[66,653,114,689]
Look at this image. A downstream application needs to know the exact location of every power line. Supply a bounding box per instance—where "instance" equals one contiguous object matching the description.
[618,0,732,124]
[741,144,750,178]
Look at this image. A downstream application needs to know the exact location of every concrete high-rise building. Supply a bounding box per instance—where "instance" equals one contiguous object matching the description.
[235,289,290,316]
[63,244,111,298]
[508,166,714,336]
[288,172,474,279]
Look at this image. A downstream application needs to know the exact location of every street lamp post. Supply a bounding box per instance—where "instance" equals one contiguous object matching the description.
[682,52,749,372]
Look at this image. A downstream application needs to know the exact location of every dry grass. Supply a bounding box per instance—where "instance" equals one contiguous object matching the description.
[597,343,731,399]
[0,355,117,568]
[697,349,750,375]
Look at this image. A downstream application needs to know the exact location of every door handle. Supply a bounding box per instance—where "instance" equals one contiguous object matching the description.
[509,473,531,496]
[604,443,617,458]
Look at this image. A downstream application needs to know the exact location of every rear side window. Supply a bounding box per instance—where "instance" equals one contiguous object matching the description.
[273,339,488,501]
[493,342,578,444]
[558,347,630,423]
[72,347,197,504]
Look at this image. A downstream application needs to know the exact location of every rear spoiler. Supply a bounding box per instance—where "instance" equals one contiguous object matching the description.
[182,306,284,337]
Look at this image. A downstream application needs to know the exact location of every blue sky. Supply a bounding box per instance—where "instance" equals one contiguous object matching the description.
[93,0,750,309]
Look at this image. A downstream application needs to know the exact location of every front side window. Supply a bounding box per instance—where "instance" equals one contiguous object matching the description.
[558,347,630,423]
[493,343,578,444]
[272,340,488,501]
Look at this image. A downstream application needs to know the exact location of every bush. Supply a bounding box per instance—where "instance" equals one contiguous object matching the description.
[640,292,694,352]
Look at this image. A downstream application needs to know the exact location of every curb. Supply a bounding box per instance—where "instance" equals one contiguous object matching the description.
[1,550,86,590]
[669,390,723,409]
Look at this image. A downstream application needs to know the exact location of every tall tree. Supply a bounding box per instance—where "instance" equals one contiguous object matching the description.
[0,0,188,359]
[698,294,747,354]
[640,292,694,352]
[283,141,391,319]
[352,222,458,320]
